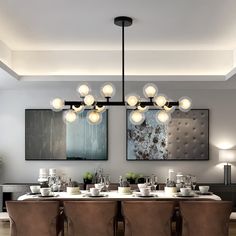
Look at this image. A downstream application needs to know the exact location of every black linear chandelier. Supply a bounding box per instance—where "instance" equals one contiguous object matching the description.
[50,16,192,125]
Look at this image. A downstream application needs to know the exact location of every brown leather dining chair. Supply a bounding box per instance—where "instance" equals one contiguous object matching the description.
[64,201,118,236]
[122,201,175,236]
[6,201,61,236]
[179,201,232,236]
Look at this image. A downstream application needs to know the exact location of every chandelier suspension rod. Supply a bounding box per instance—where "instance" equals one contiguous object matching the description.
[122,20,125,103]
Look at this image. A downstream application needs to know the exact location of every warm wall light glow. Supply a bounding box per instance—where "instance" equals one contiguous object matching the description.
[87,110,102,125]
[100,83,115,98]
[126,94,139,107]
[130,110,145,125]
[84,94,95,106]
[143,83,158,98]
[64,109,77,123]
[77,84,90,97]
[50,98,64,111]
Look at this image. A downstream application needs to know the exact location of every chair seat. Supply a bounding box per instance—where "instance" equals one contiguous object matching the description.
[0,212,10,222]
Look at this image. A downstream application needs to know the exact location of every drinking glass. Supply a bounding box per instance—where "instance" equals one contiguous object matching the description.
[104,175,110,192]
[152,175,158,191]
[191,175,197,190]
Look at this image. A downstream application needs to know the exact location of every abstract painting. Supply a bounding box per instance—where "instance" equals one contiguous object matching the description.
[127,109,209,160]
[25,109,108,160]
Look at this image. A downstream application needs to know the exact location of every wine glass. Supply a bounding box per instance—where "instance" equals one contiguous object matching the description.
[104,175,110,192]
[152,175,158,191]
[191,175,197,190]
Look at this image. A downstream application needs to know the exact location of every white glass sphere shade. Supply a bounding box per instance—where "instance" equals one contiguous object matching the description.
[50,98,64,111]
[164,99,175,113]
[87,110,102,125]
[179,96,192,112]
[129,110,145,125]
[63,109,77,123]
[77,84,90,97]
[143,83,158,98]
[95,105,106,113]
[156,110,171,124]
[154,94,167,107]
[72,105,84,114]
[100,83,116,98]
[84,94,95,106]
[126,94,139,107]
[137,105,149,113]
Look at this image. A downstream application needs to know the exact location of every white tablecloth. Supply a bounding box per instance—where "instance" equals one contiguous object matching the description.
[18,190,221,201]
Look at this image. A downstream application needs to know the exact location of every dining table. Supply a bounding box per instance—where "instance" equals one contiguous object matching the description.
[18,190,221,201]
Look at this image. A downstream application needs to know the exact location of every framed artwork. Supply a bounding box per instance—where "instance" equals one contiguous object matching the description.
[25,109,108,160]
[126,109,209,161]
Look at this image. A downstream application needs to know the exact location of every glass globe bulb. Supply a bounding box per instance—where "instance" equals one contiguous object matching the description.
[95,105,106,113]
[126,94,139,107]
[164,99,175,113]
[156,110,171,124]
[84,94,95,106]
[64,109,77,123]
[87,110,102,125]
[129,110,145,125]
[50,98,64,111]
[179,96,192,112]
[143,83,158,98]
[137,105,149,113]
[154,94,167,107]
[100,83,116,98]
[77,84,90,97]
[72,105,84,114]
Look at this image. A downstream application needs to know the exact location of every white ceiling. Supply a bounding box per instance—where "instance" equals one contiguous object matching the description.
[1,0,236,83]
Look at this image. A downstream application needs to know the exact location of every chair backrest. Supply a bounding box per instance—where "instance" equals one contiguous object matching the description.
[179,201,232,236]
[64,201,118,236]
[122,201,175,236]
[6,201,60,236]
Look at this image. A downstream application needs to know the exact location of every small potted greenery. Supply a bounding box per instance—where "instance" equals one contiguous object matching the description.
[137,174,145,183]
[125,172,137,184]
[67,180,81,195]
[83,172,93,185]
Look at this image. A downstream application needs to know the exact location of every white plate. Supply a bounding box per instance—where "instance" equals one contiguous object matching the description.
[175,193,197,197]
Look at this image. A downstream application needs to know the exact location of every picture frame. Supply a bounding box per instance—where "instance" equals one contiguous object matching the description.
[126,109,209,161]
[25,109,108,160]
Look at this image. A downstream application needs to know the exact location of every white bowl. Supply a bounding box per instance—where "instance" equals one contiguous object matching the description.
[66,187,81,195]
[199,185,209,193]
[180,187,191,196]
[40,188,51,196]
[30,185,40,193]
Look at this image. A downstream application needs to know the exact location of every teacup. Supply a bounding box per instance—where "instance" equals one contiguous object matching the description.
[30,185,40,193]
[199,185,209,194]
[40,187,51,196]
[90,187,100,196]
[140,187,151,196]
[180,187,191,196]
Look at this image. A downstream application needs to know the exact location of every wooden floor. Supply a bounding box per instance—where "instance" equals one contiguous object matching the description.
[1,222,236,235]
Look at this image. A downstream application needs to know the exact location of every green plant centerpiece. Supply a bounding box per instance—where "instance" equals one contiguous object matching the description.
[165,179,177,194]
[67,180,81,195]
[83,172,93,184]
[137,174,145,183]
[125,172,137,184]
[118,178,131,194]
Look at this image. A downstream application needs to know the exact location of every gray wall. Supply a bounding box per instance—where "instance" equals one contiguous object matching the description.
[0,80,236,184]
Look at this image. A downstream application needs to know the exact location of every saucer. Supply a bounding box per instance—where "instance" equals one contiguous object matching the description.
[175,193,196,197]
[137,195,154,198]
[27,192,40,195]
[195,191,213,195]
[86,193,108,198]
[38,193,57,198]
